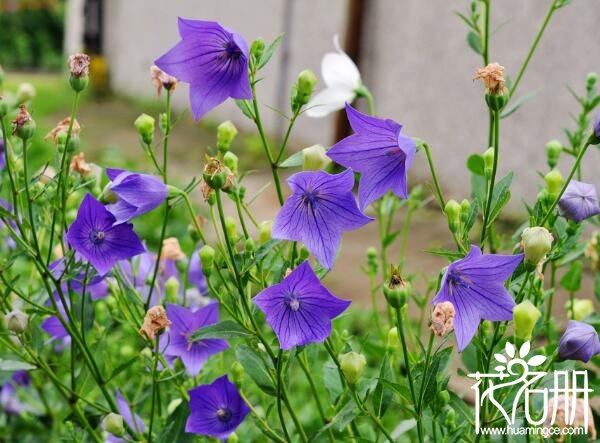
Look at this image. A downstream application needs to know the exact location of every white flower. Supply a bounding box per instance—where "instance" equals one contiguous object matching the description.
[306,35,362,118]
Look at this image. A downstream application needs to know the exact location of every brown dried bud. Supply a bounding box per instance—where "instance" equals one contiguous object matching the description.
[473,62,506,96]
[139,305,171,340]
[150,65,178,96]
[12,104,35,139]
[430,302,455,337]
[201,181,214,201]
[68,53,90,77]
[45,117,81,144]
[161,237,185,261]
[203,157,233,191]
[70,152,92,176]
[545,395,596,442]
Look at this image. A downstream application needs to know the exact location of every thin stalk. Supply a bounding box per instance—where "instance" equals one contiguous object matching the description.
[422,143,446,210]
[148,337,161,442]
[181,192,207,243]
[21,137,42,257]
[480,110,500,247]
[276,350,293,443]
[233,191,250,238]
[239,390,287,443]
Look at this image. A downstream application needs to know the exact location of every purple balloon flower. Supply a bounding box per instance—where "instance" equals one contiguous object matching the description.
[432,245,523,352]
[67,194,145,275]
[186,375,250,439]
[0,137,5,170]
[593,111,600,139]
[558,320,600,363]
[188,247,208,296]
[328,104,417,210]
[105,390,145,443]
[272,169,372,269]
[0,371,31,415]
[164,303,229,376]
[155,18,252,120]
[105,168,168,224]
[558,180,600,222]
[253,260,351,350]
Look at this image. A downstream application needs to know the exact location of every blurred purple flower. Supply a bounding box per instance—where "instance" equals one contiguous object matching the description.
[328,104,417,210]
[593,111,600,139]
[164,303,229,376]
[0,371,31,415]
[0,199,16,249]
[253,260,350,349]
[67,194,145,275]
[432,245,523,352]
[186,375,250,439]
[558,180,600,222]
[0,136,5,170]
[558,320,600,363]
[105,168,167,224]
[272,169,372,269]
[188,247,208,296]
[105,390,145,443]
[155,18,252,120]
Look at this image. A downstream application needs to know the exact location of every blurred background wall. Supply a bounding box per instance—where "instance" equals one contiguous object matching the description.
[4,0,600,209]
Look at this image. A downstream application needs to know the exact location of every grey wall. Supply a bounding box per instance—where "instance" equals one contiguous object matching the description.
[101,0,600,207]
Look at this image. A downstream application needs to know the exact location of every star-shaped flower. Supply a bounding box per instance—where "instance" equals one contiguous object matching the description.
[328,104,416,210]
[155,18,252,120]
[272,169,372,269]
[432,245,523,351]
[67,194,145,274]
[558,179,600,222]
[253,260,351,350]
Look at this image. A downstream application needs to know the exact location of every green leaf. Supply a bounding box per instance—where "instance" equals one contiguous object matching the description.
[0,359,36,371]
[372,353,393,418]
[500,87,543,119]
[235,345,276,396]
[466,31,482,55]
[257,33,284,70]
[279,150,303,168]
[323,361,344,403]
[560,261,583,293]
[107,356,138,382]
[470,173,487,206]
[424,248,464,262]
[235,99,254,120]
[242,239,281,273]
[485,172,513,226]
[382,231,400,248]
[156,402,195,443]
[467,154,485,176]
[190,320,253,342]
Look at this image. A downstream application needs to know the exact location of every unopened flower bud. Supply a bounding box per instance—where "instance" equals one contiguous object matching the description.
[68,53,90,92]
[167,398,183,416]
[199,245,215,275]
[6,310,28,333]
[339,351,366,384]
[438,390,450,407]
[445,409,456,429]
[386,327,399,349]
[259,220,272,244]
[250,38,265,60]
[164,277,180,304]
[571,299,594,321]
[586,72,598,90]
[217,120,238,152]
[231,361,244,385]
[103,413,124,437]
[545,139,563,169]
[544,169,563,197]
[444,199,461,233]
[223,151,239,174]
[521,227,553,266]
[460,199,471,223]
[293,69,318,109]
[245,237,256,253]
[302,144,331,171]
[225,217,238,243]
[139,305,171,340]
[430,302,455,337]
[16,83,36,103]
[513,300,541,341]
[483,148,494,179]
[12,105,35,140]
[134,113,155,145]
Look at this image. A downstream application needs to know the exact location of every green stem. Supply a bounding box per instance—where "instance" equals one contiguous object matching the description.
[181,192,207,243]
[422,143,446,210]
[416,332,435,414]
[148,337,161,442]
[275,350,294,443]
[21,137,42,257]
[480,110,500,247]
[233,191,250,238]
[482,0,490,65]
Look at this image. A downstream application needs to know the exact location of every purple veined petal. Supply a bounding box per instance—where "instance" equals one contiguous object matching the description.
[344,103,401,135]
[453,245,524,283]
[105,168,126,181]
[188,248,208,295]
[558,320,600,362]
[177,17,229,40]
[357,159,406,210]
[317,185,374,230]
[187,68,241,120]
[558,180,600,222]
[448,293,481,352]
[41,316,69,339]
[105,200,138,225]
[327,134,402,173]
[115,390,145,436]
[272,194,305,242]
[299,200,342,269]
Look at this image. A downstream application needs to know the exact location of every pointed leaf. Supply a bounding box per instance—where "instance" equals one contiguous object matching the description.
[257,33,284,70]
[466,31,482,54]
[190,320,253,342]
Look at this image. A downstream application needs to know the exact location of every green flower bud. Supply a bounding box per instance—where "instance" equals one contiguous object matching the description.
[460,199,471,223]
[444,199,461,233]
[586,72,598,90]
[6,310,28,333]
[302,144,331,171]
[134,113,155,145]
[521,227,553,266]
[199,245,215,275]
[69,75,89,92]
[245,237,256,253]
[167,398,183,416]
[545,139,563,169]
[231,361,244,385]
[259,220,272,244]
[227,432,239,443]
[445,408,456,429]
[571,299,594,321]
[225,217,238,243]
[164,277,180,304]
[250,38,265,60]
[339,351,367,384]
[513,300,541,342]
[437,390,450,407]
[544,169,563,197]
[217,120,238,152]
[293,69,318,109]
[223,151,239,174]
[102,413,124,437]
[483,147,494,179]
[16,83,36,104]
[386,327,399,350]
[159,112,168,134]
[484,93,508,111]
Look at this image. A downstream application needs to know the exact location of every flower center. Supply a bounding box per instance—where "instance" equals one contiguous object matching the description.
[285,293,301,312]
[224,41,242,60]
[446,271,471,294]
[301,190,319,211]
[216,407,232,422]
[89,230,105,245]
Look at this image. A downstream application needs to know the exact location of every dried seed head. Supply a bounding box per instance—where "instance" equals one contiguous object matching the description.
[545,395,596,442]
[70,152,92,176]
[161,237,185,261]
[12,104,35,140]
[430,301,455,337]
[68,53,90,77]
[473,62,506,96]
[45,117,81,144]
[139,305,171,340]
[150,65,178,96]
